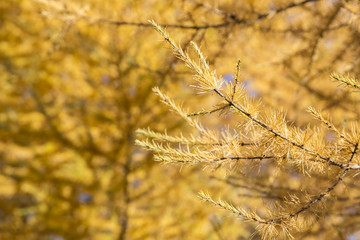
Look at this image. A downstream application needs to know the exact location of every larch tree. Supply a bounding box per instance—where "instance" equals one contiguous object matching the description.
[2,0,360,239]
[137,0,360,239]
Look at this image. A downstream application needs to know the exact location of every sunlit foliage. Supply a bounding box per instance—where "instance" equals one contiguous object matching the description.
[0,0,229,239]
[3,0,360,239]
[138,1,360,239]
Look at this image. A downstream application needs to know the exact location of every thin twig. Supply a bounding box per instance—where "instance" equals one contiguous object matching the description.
[213,88,360,170]
[187,104,230,117]
[96,0,318,30]
[264,143,358,224]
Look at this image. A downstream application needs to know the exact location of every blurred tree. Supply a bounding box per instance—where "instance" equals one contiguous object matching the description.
[0,0,229,239]
[2,0,360,239]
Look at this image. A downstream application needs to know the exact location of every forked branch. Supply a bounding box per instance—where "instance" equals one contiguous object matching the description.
[150,20,360,170]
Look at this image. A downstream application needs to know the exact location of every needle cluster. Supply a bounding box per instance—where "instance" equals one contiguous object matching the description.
[137,21,360,239]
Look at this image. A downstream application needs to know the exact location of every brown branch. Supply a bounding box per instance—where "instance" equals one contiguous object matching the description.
[332,74,360,90]
[264,143,358,225]
[157,155,275,164]
[187,104,230,117]
[152,18,359,170]
[97,19,231,30]
[232,59,241,101]
[188,0,319,25]
[212,88,360,170]
[96,0,318,30]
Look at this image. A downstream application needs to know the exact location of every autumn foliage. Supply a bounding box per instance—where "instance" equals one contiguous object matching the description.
[2,0,360,239]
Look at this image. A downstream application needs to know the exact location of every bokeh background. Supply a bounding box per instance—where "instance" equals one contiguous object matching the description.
[1,0,360,239]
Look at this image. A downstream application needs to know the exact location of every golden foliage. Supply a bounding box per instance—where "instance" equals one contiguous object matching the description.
[1,0,226,239]
[138,1,360,238]
[3,0,360,239]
